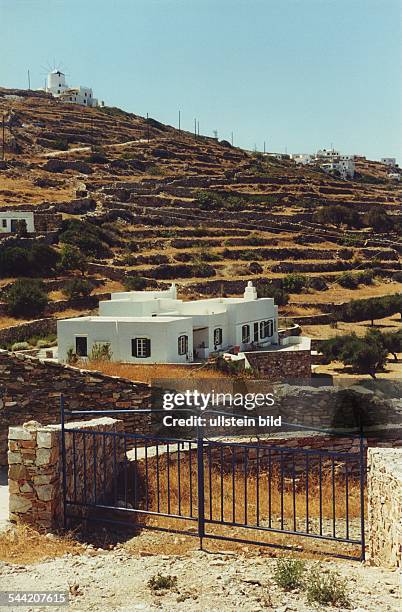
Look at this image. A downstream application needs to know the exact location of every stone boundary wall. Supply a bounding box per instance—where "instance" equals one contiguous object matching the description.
[8,418,124,530]
[245,350,312,381]
[0,318,57,347]
[0,350,151,466]
[367,448,402,569]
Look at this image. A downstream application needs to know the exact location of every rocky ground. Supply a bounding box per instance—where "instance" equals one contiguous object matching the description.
[0,531,400,612]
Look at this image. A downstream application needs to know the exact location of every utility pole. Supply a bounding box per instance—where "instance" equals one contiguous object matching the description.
[146,112,150,143]
[27,70,31,90]
[263,141,266,154]
[2,114,5,161]
[194,118,197,139]
[178,109,181,132]
[231,131,234,146]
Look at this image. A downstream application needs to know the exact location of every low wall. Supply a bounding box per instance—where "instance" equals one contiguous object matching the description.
[0,318,57,347]
[0,350,151,466]
[8,418,124,529]
[367,448,402,569]
[245,349,312,381]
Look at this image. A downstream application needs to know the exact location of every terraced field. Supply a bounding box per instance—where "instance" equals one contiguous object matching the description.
[0,87,401,350]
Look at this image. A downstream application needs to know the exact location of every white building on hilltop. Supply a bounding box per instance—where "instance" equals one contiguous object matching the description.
[57,282,279,364]
[381,157,397,167]
[44,69,99,107]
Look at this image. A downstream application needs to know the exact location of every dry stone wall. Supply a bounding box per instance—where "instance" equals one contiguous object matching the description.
[8,417,124,529]
[0,350,151,466]
[367,448,402,569]
[245,349,312,381]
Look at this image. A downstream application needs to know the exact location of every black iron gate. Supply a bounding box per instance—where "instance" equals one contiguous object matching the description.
[61,404,366,560]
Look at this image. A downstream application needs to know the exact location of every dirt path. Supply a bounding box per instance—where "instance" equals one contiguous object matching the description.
[0,532,400,611]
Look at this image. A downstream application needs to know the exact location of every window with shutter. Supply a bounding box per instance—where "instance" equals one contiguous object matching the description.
[242,324,250,343]
[214,328,222,346]
[132,338,151,358]
[178,335,188,355]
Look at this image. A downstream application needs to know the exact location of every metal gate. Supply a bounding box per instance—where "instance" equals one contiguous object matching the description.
[61,405,366,560]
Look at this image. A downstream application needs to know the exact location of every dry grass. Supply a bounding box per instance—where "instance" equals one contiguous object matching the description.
[0,524,84,564]
[139,452,362,527]
[290,280,402,305]
[79,360,229,383]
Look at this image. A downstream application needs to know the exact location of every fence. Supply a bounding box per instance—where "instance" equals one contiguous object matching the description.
[61,403,366,560]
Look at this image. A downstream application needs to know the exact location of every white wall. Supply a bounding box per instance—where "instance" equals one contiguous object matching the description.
[57,317,194,364]
[0,211,35,233]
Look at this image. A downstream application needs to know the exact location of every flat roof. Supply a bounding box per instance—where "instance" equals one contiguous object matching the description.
[59,316,191,323]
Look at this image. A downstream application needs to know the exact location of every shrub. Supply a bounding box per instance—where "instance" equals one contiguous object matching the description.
[147,573,177,592]
[338,272,359,289]
[249,261,263,274]
[11,342,30,351]
[63,278,93,299]
[273,558,306,590]
[124,276,148,290]
[305,568,349,607]
[5,279,48,317]
[257,281,289,306]
[356,269,374,285]
[282,273,306,293]
[59,244,87,273]
[307,276,328,291]
[0,244,59,278]
[314,205,361,228]
[364,207,394,232]
[89,342,112,361]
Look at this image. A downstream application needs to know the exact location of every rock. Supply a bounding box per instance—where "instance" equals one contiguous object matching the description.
[9,494,32,513]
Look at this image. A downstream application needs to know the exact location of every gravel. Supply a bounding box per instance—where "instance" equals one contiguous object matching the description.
[0,532,400,611]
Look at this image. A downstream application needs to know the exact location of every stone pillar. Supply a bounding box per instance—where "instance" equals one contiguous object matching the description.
[8,417,123,530]
[367,447,402,569]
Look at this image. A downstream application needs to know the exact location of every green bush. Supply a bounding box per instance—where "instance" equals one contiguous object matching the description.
[5,279,48,317]
[273,558,306,590]
[257,281,289,306]
[63,278,93,299]
[0,244,59,278]
[124,276,148,291]
[282,273,306,293]
[59,244,87,273]
[11,342,30,351]
[321,329,389,378]
[307,276,328,291]
[338,272,359,289]
[305,568,349,607]
[314,205,361,228]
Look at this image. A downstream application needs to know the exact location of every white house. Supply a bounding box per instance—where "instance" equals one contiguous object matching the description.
[320,154,355,179]
[381,157,397,167]
[0,211,35,234]
[44,70,99,107]
[290,153,313,165]
[57,282,279,364]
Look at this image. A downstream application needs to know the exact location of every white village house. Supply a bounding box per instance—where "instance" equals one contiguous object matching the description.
[57,282,281,364]
[0,211,35,234]
[44,69,100,107]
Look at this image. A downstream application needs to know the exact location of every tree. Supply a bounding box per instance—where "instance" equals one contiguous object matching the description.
[364,207,394,232]
[124,276,148,291]
[322,330,388,378]
[63,278,93,299]
[282,273,306,293]
[383,331,402,361]
[59,244,87,274]
[6,279,48,317]
[257,281,289,306]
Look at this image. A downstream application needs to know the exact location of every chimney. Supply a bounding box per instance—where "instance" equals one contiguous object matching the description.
[244,281,257,301]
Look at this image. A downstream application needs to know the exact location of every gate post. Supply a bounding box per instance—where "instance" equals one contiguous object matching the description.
[196,423,205,549]
[60,395,68,531]
[359,430,366,561]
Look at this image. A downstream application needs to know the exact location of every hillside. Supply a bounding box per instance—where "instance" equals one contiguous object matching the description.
[0,87,401,356]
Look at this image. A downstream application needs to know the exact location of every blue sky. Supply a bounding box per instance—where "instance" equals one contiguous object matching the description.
[1,0,401,163]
